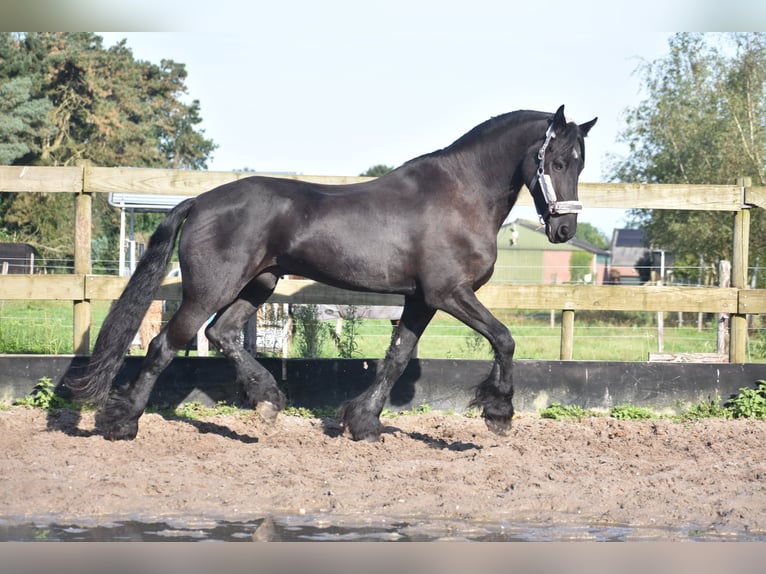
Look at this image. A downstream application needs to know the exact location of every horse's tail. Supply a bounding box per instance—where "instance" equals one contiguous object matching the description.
[66,197,197,408]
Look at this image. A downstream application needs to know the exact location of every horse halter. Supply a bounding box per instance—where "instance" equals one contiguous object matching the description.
[534,123,583,221]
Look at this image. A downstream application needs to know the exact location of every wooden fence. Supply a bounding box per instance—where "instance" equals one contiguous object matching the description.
[1,166,765,362]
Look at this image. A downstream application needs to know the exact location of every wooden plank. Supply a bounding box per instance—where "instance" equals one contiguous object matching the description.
[157,279,184,301]
[745,186,766,208]
[7,275,751,315]
[84,166,374,196]
[79,167,744,210]
[31,276,749,314]
[84,275,183,300]
[648,352,728,363]
[87,276,404,306]
[84,275,126,299]
[0,163,745,211]
[739,289,766,314]
[0,166,83,193]
[517,182,743,211]
[475,284,739,313]
[271,280,404,306]
[575,183,743,211]
[0,275,84,300]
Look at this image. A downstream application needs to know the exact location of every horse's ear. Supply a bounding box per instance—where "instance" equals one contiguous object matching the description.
[552,104,567,131]
[579,117,598,136]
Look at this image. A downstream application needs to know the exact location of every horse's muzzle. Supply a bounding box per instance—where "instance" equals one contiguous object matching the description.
[545,215,577,244]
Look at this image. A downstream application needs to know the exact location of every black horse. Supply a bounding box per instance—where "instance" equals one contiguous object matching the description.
[68,105,596,441]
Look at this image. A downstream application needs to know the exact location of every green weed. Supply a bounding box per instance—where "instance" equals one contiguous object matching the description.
[727,380,766,419]
[677,392,731,421]
[158,400,240,420]
[15,377,72,411]
[382,404,433,418]
[282,405,338,418]
[539,402,592,421]
[609,404,656,420]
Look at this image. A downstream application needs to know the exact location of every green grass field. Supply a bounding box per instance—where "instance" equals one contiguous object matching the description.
[330,312,735,362]
[3,300,764,362]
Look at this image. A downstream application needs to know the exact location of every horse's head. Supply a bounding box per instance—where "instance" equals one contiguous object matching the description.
[525,105,597,243]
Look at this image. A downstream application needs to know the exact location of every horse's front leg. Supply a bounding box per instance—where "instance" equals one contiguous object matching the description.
[339,297,435,441]
[438,284,516,435]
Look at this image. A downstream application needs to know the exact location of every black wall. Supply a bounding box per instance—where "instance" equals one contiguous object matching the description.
[2,355,764,414]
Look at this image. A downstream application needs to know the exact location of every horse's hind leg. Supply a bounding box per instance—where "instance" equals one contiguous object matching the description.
[340,296,435,441]
[98,301,210,440]
[204,274,286,422]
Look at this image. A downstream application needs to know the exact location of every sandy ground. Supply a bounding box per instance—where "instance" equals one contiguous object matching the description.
[1,406,764,540]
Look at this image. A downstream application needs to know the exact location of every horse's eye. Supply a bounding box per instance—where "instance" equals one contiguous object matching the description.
[552,160,565,172]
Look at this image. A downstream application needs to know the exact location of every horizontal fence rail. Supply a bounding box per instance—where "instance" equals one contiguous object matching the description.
[0,275,752,313]
[1,166,765,362]
[2,165,766,209]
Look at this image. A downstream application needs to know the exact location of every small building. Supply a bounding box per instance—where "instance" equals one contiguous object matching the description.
[0,243,38,274]
[606,228,674,285]
[606,229,646,284]
[493,220,610,285]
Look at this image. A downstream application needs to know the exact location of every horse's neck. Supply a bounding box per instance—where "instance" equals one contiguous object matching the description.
[468,124,540,227]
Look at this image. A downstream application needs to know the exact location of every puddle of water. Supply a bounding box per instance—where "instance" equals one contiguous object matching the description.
[1,515,763,542]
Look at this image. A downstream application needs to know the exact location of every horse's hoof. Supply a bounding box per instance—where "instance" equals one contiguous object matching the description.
[256,401,280,424]
[338,416,381,442]
[351,430,381,442]
[102,421,139,441]
[484,415,512,436]
[344,420,382,442]
[340,416,382,441]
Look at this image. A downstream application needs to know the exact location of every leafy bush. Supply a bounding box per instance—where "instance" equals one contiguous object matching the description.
[337,305,363,359]
[292,304,330,358]
[727,380,766,419]
[15,377,70,410]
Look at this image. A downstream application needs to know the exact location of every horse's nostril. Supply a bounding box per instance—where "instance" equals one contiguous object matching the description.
[558,225,570,241]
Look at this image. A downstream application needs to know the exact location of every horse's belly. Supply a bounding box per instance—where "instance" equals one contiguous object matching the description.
[279,253,417,296]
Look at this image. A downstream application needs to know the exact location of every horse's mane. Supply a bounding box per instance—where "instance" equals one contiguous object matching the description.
[450,109,586,163]
[401,109,550,167]
[443,110,548,152]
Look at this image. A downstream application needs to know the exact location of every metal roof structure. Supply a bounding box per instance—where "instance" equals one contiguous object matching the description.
[108,192,189,212]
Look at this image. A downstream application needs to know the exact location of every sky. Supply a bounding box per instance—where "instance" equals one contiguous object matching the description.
[15,0,766,236]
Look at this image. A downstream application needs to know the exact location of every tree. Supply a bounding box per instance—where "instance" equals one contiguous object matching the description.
[360,164,394,177]
[570,251,595,283]
[0,76,53,165]
[574,221,609,250]
[608,33,766,286]
[0,33,216,267]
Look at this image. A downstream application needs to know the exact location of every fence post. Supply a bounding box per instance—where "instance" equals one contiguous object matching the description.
[560,308,575,360]
[730,178,751,363]
[73,185,92,355]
